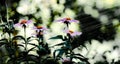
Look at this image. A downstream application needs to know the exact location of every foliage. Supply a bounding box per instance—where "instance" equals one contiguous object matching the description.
[0,0,120,64]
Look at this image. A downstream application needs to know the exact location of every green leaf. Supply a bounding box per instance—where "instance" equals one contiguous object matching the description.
[0,38,8,43]
[27,43,41,51]
[27,47,36,53]
[27,43,38,47]
[67,56,90,64]
[50,42,65,48]
[0,38,8,46]
[57,50,64,57]
[27,36,34,41]
[53,49,59,59]
[49,35,63,40]
[53,49,65,59]
[71,53,86,58]
[27,54,38,62]
[12,35,26,41]
[17,44,25,48]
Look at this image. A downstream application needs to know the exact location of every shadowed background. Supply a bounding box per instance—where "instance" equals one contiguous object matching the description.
[0,0,120,64]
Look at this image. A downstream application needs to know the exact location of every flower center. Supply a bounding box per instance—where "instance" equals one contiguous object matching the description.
[66,17,71,20]
[37,26,43,29]
[20,20,27,24]
[69,30,74,34]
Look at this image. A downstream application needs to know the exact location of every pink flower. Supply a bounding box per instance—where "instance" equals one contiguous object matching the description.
[32,26,47,37]
[14,19,32,27]
[55,17,79,24]
[65,30,82,36]
[33,26,47,32]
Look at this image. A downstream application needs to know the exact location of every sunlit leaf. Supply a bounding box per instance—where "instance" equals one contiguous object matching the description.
[53,49,65,59]
[17,44,25,48]
[27,36,34,41]
[0,38,8,46]
[12,35,26,41]
[27,43,38,47]
[67,56,90,64]
[27,47,36,53]
[50,42,65,48]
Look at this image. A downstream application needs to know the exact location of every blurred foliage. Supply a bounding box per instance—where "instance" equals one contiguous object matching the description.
[0,0,120,64]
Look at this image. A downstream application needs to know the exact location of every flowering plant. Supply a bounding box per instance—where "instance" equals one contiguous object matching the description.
[0,18,89,64]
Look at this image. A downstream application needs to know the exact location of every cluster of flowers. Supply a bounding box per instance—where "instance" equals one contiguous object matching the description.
[12,17,82,63]
[55,17,82,63]
[56,17,82,37]
[14,17,82,37]
[14,19,47,37]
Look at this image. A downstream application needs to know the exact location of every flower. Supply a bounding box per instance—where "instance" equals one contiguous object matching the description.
[32,26,47,37]
[14,19,32,27]
[56,17,79,24]
[33,25,47,32]
[65,30,82,36]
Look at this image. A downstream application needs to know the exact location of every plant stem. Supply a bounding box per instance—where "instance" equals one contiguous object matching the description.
[23,25,29,64]
[23,25,27,51]
[67,33,73,61]
[38,30,44,45]
[5,1,9,23]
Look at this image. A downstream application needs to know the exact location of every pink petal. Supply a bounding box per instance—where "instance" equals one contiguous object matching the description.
[27,20,32,24]
[32,26,48,32]
[14,23,22,27]
[55,18,66,22]
[32,26,37,30]
[64,29,69,33]
[69,20,79,23]
[42,27,47,30]
[75,32,82,35]
[71,32,82,36]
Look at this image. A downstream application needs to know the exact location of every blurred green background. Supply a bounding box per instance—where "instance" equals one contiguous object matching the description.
[0,0,120,64]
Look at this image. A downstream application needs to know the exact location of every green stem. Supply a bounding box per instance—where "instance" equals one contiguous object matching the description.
[5,1,9,22]
[23,25,27,51]
[8,33,12,47]
[23,25,29,64]
[38,30,44,45]
[67,33,73,61]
